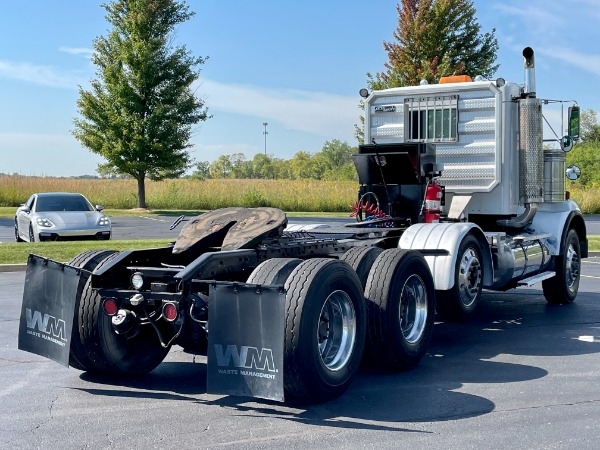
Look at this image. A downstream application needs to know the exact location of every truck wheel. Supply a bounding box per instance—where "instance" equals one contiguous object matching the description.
[246,258,303,285]
[74,252,170,375]
[283,259,366,402]
[365,249,435,370]
[436,234,483,321]
[340,246,383,289]
[67,250,119,371]
[542,229,581,305]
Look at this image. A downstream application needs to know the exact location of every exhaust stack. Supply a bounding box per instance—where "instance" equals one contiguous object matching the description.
[523,47,536,97]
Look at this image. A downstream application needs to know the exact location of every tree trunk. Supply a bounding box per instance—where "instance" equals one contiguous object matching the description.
[137,173,147,209]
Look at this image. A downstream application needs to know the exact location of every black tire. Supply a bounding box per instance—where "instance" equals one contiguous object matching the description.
[542,229,581,305]
[365,249,435,370]
[72,252,170,375]
[340,246,383,289]
[14,219,24,242]
[247,258,303,285]
[436,234,483,321]
[67,250,119,371]
[29,225,36,243]
[283,259,366,402]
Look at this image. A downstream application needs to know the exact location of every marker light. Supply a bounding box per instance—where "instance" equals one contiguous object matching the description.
[103,298,118,316]
[163,303,178,322]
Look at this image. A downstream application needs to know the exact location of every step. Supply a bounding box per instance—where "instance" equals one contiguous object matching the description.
[517,271,556,287]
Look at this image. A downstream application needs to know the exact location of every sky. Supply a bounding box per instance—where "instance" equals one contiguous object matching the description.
[0,0,599,177]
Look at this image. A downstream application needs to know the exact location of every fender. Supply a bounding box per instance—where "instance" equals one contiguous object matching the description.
[398,222,493,291]
[531,201,588,257]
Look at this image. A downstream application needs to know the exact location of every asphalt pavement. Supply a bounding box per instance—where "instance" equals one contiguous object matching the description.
[1,263,599,448]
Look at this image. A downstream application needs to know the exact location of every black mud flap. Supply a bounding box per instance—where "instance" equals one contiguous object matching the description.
[18,255,80,367]
[207,282,285,401]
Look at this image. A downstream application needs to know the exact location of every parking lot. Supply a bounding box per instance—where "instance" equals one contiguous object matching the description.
[1,214,599,448]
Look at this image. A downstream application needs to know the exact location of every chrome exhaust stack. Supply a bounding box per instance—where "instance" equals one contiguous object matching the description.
[498,48,543,229]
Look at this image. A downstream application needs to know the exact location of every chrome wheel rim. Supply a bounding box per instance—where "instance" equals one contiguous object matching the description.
[565,242,580,292]
[318,290,357,371]
[399,274,428,344]
[458,247,482,309]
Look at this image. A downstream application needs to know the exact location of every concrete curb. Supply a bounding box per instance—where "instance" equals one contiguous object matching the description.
[1,252,599,273]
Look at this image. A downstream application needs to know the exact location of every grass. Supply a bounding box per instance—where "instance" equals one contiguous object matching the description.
[0,239,174,265]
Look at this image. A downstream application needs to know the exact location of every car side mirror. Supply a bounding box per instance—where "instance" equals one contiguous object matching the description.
[96,205,105,212]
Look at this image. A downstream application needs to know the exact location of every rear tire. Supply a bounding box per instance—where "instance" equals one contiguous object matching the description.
[365,249,435,370]
[247,258,303,285]
[67,250,119,371]
[543,229,581,305]
[70,251,170,375]
[340,246,383,289]
[283,259,366,402]
[436,234,483,321]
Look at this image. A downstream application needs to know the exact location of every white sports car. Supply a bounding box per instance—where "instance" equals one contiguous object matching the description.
[15,192,112,242]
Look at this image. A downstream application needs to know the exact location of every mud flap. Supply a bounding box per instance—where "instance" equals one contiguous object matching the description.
[18,255,80,367]
[207,282,285,401]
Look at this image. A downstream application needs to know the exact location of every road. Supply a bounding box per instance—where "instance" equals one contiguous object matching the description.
[1,214,599,243]
[1,262,600,448]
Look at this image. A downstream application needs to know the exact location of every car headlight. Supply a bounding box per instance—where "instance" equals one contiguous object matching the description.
[98,216,111,227]
[36,217,54,228]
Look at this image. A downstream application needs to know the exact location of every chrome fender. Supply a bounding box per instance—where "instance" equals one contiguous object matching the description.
[398,223,493,291]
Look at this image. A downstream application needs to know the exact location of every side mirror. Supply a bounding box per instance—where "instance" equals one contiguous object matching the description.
[96,205,105,212]
[566,164,581,181]
[568,105,580,141]
[561,136,573,152]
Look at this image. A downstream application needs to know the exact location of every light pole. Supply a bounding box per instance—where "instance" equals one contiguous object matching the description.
[262,122,268,155]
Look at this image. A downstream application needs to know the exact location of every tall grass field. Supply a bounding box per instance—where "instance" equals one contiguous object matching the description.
[1,174,599,214]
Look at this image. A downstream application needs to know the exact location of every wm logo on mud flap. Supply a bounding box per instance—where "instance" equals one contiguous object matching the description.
[214,344,277,372]
[25,308,67,342]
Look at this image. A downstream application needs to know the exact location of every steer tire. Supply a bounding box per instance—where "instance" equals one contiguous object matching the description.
[72,251,170,375]
[247,258,303,285]
[283,258,366,402]
[543,229,581,305]
[340,246,383,289]
[436,234,483,321]
[365,249,435,370]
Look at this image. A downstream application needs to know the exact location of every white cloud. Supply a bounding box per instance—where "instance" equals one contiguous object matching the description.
[59,47,93,58]
[0,59,85,89]
[537,47,600,78]
[0,132,102,176]
[198,79,359,138]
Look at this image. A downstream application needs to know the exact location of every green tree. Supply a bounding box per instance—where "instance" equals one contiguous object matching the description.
[209,155,233,178]
[357,0,498,142]
[73,0,209,208]
[190,161,211,180]
[252,153,275,179]
[580,109,600,143]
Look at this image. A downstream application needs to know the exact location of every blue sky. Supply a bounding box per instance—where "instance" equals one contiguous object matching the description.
[1,0,599,177]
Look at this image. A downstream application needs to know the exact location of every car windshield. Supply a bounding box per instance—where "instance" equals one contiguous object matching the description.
[36,195,94,212]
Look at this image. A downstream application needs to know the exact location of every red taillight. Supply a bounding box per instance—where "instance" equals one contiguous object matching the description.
[163,303,178,321]
[103,298,119,316]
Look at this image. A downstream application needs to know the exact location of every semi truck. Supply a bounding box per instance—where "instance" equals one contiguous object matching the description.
[18,47,587,403]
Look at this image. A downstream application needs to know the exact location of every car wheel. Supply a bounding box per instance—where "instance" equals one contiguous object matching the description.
[14,219,24,242]
[29,225,36,243]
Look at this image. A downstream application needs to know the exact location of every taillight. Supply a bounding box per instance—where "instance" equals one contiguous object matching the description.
[103,298,119,316]
[163,302,178,321]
